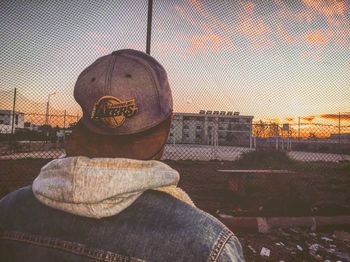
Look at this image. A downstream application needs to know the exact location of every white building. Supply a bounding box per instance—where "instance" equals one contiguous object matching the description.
[168,111,254,146]
[0,110,25,134]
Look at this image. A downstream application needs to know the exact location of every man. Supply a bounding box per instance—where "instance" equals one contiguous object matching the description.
[0,49,244,261]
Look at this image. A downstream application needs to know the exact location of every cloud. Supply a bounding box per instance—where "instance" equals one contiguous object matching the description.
[301,116,315,122]
[186,33,235,55]
[302,0,346,25]
[175,1,236,55]
[319,113,350,121]
[305,29,332,46]
[189,0,211,19]
[174,4,213,34]
[95,46,110,55]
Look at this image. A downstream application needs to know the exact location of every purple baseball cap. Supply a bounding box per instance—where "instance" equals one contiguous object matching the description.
[74,49,173,135]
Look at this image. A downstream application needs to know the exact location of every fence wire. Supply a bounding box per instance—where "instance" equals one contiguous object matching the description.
[1,0,349,216]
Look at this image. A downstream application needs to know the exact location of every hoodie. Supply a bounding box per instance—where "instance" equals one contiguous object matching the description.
[32,156,194,219]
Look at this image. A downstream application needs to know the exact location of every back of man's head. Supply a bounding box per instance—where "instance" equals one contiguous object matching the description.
[66,49,173,160]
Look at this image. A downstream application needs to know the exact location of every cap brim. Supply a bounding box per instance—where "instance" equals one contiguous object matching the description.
[65,116,171,160]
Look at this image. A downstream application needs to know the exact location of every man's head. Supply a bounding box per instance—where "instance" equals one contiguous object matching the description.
[66,49,173,160]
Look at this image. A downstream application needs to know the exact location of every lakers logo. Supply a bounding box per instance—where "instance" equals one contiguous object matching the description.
[91,96,138,128]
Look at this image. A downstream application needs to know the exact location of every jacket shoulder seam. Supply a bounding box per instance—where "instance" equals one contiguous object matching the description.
[207,228,233,262]
[0,231,143,262]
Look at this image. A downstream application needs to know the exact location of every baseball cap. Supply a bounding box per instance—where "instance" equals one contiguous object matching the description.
[66,49,173,159]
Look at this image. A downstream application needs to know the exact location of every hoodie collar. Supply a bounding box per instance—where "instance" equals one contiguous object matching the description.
[32,157,180,218]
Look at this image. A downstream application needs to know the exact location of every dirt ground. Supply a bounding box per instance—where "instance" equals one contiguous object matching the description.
[1,158,350,260]
[236,228,350,261]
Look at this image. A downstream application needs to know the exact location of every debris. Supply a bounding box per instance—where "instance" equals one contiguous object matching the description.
[296,245,303,251]
[321,236,333,242]
[333,251,350,261]
[309,244,322,256]
[329,244,336,248]
[275,242,285,246]
[324,260,331,262]
[314,254,322,260]
[258,206,263,211]
[260,247,270,257]
[310,232,317,237]
[311,206,318,212]
[247,245,256,254]
[290,228,300,234]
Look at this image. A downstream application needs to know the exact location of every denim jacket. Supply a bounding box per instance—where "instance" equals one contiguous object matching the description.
[0,157,244,261]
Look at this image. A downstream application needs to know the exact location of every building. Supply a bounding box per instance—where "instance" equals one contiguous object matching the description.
[168,111,254,146]
[329,133,350,143]
[0,110,25,134]
[24,122,40,131]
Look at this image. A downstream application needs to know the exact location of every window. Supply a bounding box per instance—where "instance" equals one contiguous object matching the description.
[196,125,201,130]
[184,134,189,138]
[169,133,173,137]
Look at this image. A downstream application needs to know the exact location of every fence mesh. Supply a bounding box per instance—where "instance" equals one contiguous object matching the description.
[1,0,349,216]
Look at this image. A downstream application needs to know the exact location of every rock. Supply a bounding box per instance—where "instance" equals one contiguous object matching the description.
[260,247,270,257]
[296,245,303,251]
[321,236,333,242]
[309,243,323,257]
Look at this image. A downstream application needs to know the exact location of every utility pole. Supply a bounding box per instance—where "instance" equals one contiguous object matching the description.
[11,88,17,135]
[146,0,153,54]
[45,92,56,126]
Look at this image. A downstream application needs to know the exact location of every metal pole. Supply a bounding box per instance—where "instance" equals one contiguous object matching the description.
[45,96,50,126]
[298,116,300,140]
[63,110,67,129]
[338,112,341,144]
[11,88,17,135]
[146,0,153,54]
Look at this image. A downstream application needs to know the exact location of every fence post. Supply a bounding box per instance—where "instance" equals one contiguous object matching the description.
[63,110,67,129]
[298,116,300,141]
[338,112,341,145]
[146,0,153,54]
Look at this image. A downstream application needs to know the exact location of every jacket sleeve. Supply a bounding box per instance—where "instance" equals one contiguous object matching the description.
[216,234,245,262]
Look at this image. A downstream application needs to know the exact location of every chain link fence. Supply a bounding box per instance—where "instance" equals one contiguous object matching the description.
[1,91,349,163]
[1,0,350,216]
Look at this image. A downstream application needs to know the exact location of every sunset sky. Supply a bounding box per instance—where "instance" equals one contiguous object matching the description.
[1,0,349,127]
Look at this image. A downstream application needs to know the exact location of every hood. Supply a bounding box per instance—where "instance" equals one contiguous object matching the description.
[32,156,187,219]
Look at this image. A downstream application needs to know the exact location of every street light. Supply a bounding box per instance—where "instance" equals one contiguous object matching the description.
[45,92,57,126]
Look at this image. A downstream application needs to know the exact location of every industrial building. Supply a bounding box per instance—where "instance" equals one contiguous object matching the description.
[168,110,254,146]
[0,110,25,133]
